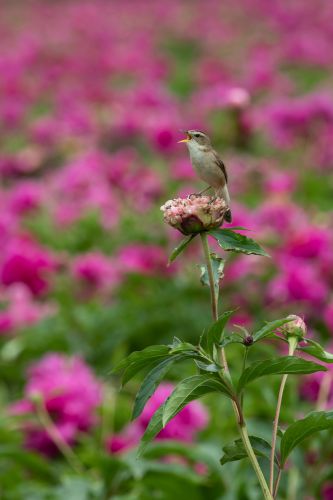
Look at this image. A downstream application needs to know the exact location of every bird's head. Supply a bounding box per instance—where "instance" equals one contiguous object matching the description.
[178,130,212,149]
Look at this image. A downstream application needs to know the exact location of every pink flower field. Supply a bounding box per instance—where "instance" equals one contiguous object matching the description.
[0,1,332,498]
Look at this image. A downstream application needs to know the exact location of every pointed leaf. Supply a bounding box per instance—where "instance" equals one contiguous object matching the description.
[219,333,244,348]
[132,354,185,420]
[199,253,225,296]
[112,345,170,385]
[162,375,234,427]
[209,229,269,257]
[194,360,221,372]
[280,411,333,466]
[137,404,165,457]
[237,356,327,393]
[200,310,234,358]
[252,318,293,343]
[298,339,333,363]
[220,436,279,466]
[168,235,195,264]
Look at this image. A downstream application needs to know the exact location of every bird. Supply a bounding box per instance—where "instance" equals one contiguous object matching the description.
[178,130,232,222]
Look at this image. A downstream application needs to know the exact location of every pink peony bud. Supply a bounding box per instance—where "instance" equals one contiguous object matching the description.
[161,196,227,235]
[283,314,307,340]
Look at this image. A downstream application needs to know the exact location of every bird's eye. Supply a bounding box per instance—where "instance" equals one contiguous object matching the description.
[194,133,201,138]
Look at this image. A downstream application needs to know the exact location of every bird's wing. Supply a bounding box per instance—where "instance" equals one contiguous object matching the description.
[213,150,228,183]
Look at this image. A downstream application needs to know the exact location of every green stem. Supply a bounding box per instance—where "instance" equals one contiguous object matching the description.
[269,337,298,495]
[200,232,218,322]
[35,396,84,474]
[239,424,273,500]
[200,232,273,500]
[240,348,249,408]
[200,232,228,371]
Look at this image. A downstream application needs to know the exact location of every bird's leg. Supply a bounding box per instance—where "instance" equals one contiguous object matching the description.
[188,186,212,198]
[198,186,211,195]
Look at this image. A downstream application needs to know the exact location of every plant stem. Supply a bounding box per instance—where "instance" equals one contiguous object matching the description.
[200,232,228,370]
[35,397,84,474]
[239,423,273,500]
[200,232,218,322]
[269,337,298,495]
[200,232,273,500]
[273,468,282,499]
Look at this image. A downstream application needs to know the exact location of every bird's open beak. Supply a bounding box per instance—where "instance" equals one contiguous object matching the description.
[178,133,190,143]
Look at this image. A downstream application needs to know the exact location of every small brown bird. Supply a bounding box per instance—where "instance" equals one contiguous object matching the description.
[178,130,232,222]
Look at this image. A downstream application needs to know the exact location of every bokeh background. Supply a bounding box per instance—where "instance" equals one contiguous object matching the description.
[0,1,333,498]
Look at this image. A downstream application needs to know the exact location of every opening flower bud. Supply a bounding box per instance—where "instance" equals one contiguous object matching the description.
[282,314,307,340]
[160,196,228,235]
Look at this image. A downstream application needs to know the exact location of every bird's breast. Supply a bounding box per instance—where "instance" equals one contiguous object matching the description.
[189,149,225,187]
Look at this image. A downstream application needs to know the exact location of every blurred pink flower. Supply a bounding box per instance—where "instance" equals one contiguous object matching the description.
[7,181,43,216]
[71,252,120,290]
[118,244,169,275]
[107,382,208,454]
[10,353,102,456]
[0,284,54,335]
[0,237,57,296]
[322,482,333,500]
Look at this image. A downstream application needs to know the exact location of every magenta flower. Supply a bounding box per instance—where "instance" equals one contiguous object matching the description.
[118,244,169,276]
[0,284,54,335]
[0,237,57,296]
[71,252,120,291]
[10,353,102,456]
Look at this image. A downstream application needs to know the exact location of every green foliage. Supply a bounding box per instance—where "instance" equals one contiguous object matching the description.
[132,354,185,419]
[162,374,234,427]
[237,356,327,392]
[298,338,333,363]
[199,253,225,296]
[200,310,234,358]
[209,229,270,257]
[252,318,293,343]
[280,411,333,466]
[220,436,278,466]
[168,235,196,264]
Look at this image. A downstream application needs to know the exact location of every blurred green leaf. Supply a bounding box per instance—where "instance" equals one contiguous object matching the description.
[162,374,234,427]
[220,436,278,466]
[252,318,293,343]
[209,229,269,256]
[237,356,327,393]
[280,411,333,466]
[199,253,225,296]
[200,310,234,358]
[132,354,185,419]
[111,345,169,384]
[138,404,165,457]
[298,339,333,363]
[168,235,195,264]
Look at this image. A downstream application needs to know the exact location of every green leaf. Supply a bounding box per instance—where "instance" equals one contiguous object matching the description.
[132,354,185,420]
[168,339,198,355]
[219,333,244,348]
[280,411,333,466]
[200,310,234,358]
[237,356,327,393]
[162,374,234,427]
[252,318,293,343]
[199,253,225,296]
[194,360,221,372]
[220,436,279,466]
[138,404,165,457]
[168,235,195,264]
[209,229,269,257]
[298,339,333,363]
[112,345,170,385]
